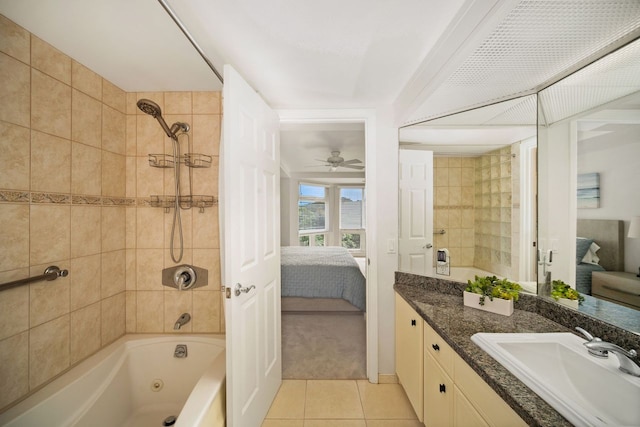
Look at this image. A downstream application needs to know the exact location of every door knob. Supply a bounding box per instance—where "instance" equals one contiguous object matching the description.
[234,283,256,296]
[423,243,433,249]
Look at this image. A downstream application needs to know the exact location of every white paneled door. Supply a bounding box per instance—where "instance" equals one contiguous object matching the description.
[398,149,434,275]
[222,65,281,427]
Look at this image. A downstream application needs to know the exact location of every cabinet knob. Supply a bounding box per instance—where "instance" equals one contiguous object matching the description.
[439,384,446,393]
[411,319,416,326]
[432,343,440,351]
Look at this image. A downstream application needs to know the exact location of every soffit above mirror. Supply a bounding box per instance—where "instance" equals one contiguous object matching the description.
[400,0,640,126]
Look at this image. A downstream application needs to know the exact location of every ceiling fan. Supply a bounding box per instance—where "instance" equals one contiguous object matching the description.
[315,151,364,171]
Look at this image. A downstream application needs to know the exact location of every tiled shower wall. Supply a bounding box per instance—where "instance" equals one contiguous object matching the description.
[0,15,222,411]
[433,157,475,267]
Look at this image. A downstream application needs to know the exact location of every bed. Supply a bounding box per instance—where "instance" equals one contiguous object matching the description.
[280,246,366,311]
[575,219,624,295]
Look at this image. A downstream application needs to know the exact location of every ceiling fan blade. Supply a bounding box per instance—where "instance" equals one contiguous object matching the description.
[340,164,365,170]
[341,159,362,165]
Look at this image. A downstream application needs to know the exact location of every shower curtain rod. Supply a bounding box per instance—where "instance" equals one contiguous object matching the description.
[157,0,224,85]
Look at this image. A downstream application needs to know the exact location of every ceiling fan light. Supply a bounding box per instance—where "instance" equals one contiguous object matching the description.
[330,166,337,172]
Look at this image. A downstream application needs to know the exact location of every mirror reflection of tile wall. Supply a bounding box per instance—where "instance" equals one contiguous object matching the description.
[433,157,475,267]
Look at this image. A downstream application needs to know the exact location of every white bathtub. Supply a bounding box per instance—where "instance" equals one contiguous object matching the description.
[0,335,226,427]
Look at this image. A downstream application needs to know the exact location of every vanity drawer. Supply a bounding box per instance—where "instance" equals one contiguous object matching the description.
[424,321,454,377]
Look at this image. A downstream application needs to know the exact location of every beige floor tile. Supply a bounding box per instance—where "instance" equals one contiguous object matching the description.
[305,421,366,427]
[356,381,417,420]
[267,380,307,419]
[365,421,423,427]
[305,380,364,419]
[262,420,304,427]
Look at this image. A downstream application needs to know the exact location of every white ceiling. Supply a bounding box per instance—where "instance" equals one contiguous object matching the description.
[1,0,640,163]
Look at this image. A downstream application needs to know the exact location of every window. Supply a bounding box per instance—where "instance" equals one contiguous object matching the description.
[339,187,365,253]
[298,184,327,233]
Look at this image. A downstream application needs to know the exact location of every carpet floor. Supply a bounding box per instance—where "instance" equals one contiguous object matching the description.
[282,312,367,380]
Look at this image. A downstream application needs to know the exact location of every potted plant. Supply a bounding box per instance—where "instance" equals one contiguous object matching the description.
[464,275,522,316]
[551,280,584,309]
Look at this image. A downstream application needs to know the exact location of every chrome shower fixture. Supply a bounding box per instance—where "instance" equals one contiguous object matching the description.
[136,98,189,138]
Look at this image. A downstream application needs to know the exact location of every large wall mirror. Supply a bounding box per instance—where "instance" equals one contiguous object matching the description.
[538,37,640,333]
[398,95,538,292]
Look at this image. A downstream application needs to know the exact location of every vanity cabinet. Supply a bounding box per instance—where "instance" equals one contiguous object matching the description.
[395,294,423,422]
[423,320,527,427]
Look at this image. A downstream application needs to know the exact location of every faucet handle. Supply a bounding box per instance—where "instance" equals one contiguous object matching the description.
[575,327,608,358]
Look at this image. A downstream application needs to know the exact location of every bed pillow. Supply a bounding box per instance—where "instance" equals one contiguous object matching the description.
[581,241,601,265]
[576,237,594,264]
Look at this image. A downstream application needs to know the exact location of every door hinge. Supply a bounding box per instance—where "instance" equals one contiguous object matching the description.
[225,286,231,299]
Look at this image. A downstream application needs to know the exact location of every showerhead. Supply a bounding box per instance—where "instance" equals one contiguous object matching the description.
[137,99,162,118]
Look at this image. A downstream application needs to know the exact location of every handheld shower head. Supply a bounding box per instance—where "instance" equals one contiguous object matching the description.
[137,98,174,138]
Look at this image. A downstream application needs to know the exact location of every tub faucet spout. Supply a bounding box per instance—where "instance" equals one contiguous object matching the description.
[174,313,191,330]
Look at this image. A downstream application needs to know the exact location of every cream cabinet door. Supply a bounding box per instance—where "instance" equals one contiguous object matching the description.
[454,386,489,427]
[424,351,453,427]
[395,294,424,422]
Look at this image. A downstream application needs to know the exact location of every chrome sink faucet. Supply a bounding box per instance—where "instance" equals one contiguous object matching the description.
[583,341,640,377]
[174,313,191,330]
[575,327,608,358]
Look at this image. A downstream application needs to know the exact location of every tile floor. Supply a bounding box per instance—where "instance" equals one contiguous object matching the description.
[262,379,422,426]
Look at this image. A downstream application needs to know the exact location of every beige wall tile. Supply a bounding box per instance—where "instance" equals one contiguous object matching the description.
[30,130,71,193]
[70,302,101,365]
[102,250,126,298]
[102,206,125,252]
[165,92,192,114]
[165,208,192,250]
[448,228,462,248]
[193,207,219,249]
[31,69,71,139]
[192,291,220,333]
[29,315,69,389]
[193,92,221,115]
[448,187,461,206]
[126,207,136,249]
[434,157,448,168]
[71,89,101,147]
[101,151,125,197]
[0,204,29,272]
[192,157,219,196]
[0,121,30,190]
[125,249,136,290]
[0,15,30,64]
[0,285,29,341]
[126,156,137,198]
[136,291,164,332]
[0,331,29,409]
[193,249,221,290]
[136,208,164,248]
[192,114,220,154]
[101,292,125,345]
[30,270,69,327]
[31,36,70,84]
[164,291,193,332]
[69,254,101,311]
[70,205,101,257]
[0,53,30,127]
[71,142,102,195]
[164,248,192,270]
[125,115,136,156]
[136,114,164,156]
[102,79,125,113]
[71,61,101,100]
[448,167,462,187]
[136,249,164,290]
[136,156,164,197]
[125,92,138,115]
[434,187,448,207]
[125,291,136,333]
[30,205,70,265]
[434,167,448,187]
[102,105,125,154]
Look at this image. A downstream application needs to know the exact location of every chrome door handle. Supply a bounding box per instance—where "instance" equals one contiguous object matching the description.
[423,243,433,249]
[234,283,256,296]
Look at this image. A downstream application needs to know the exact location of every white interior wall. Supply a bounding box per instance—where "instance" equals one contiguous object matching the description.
[280,176,291,246]
[576,131,640,273]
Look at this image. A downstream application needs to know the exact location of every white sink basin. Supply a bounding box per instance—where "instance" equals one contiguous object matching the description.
[471,332,640,427]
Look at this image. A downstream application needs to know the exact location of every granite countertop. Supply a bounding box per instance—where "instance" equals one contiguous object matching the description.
[395,276,576,427]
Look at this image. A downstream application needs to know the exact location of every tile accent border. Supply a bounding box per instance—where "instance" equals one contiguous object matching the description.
[0,190,135,207]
